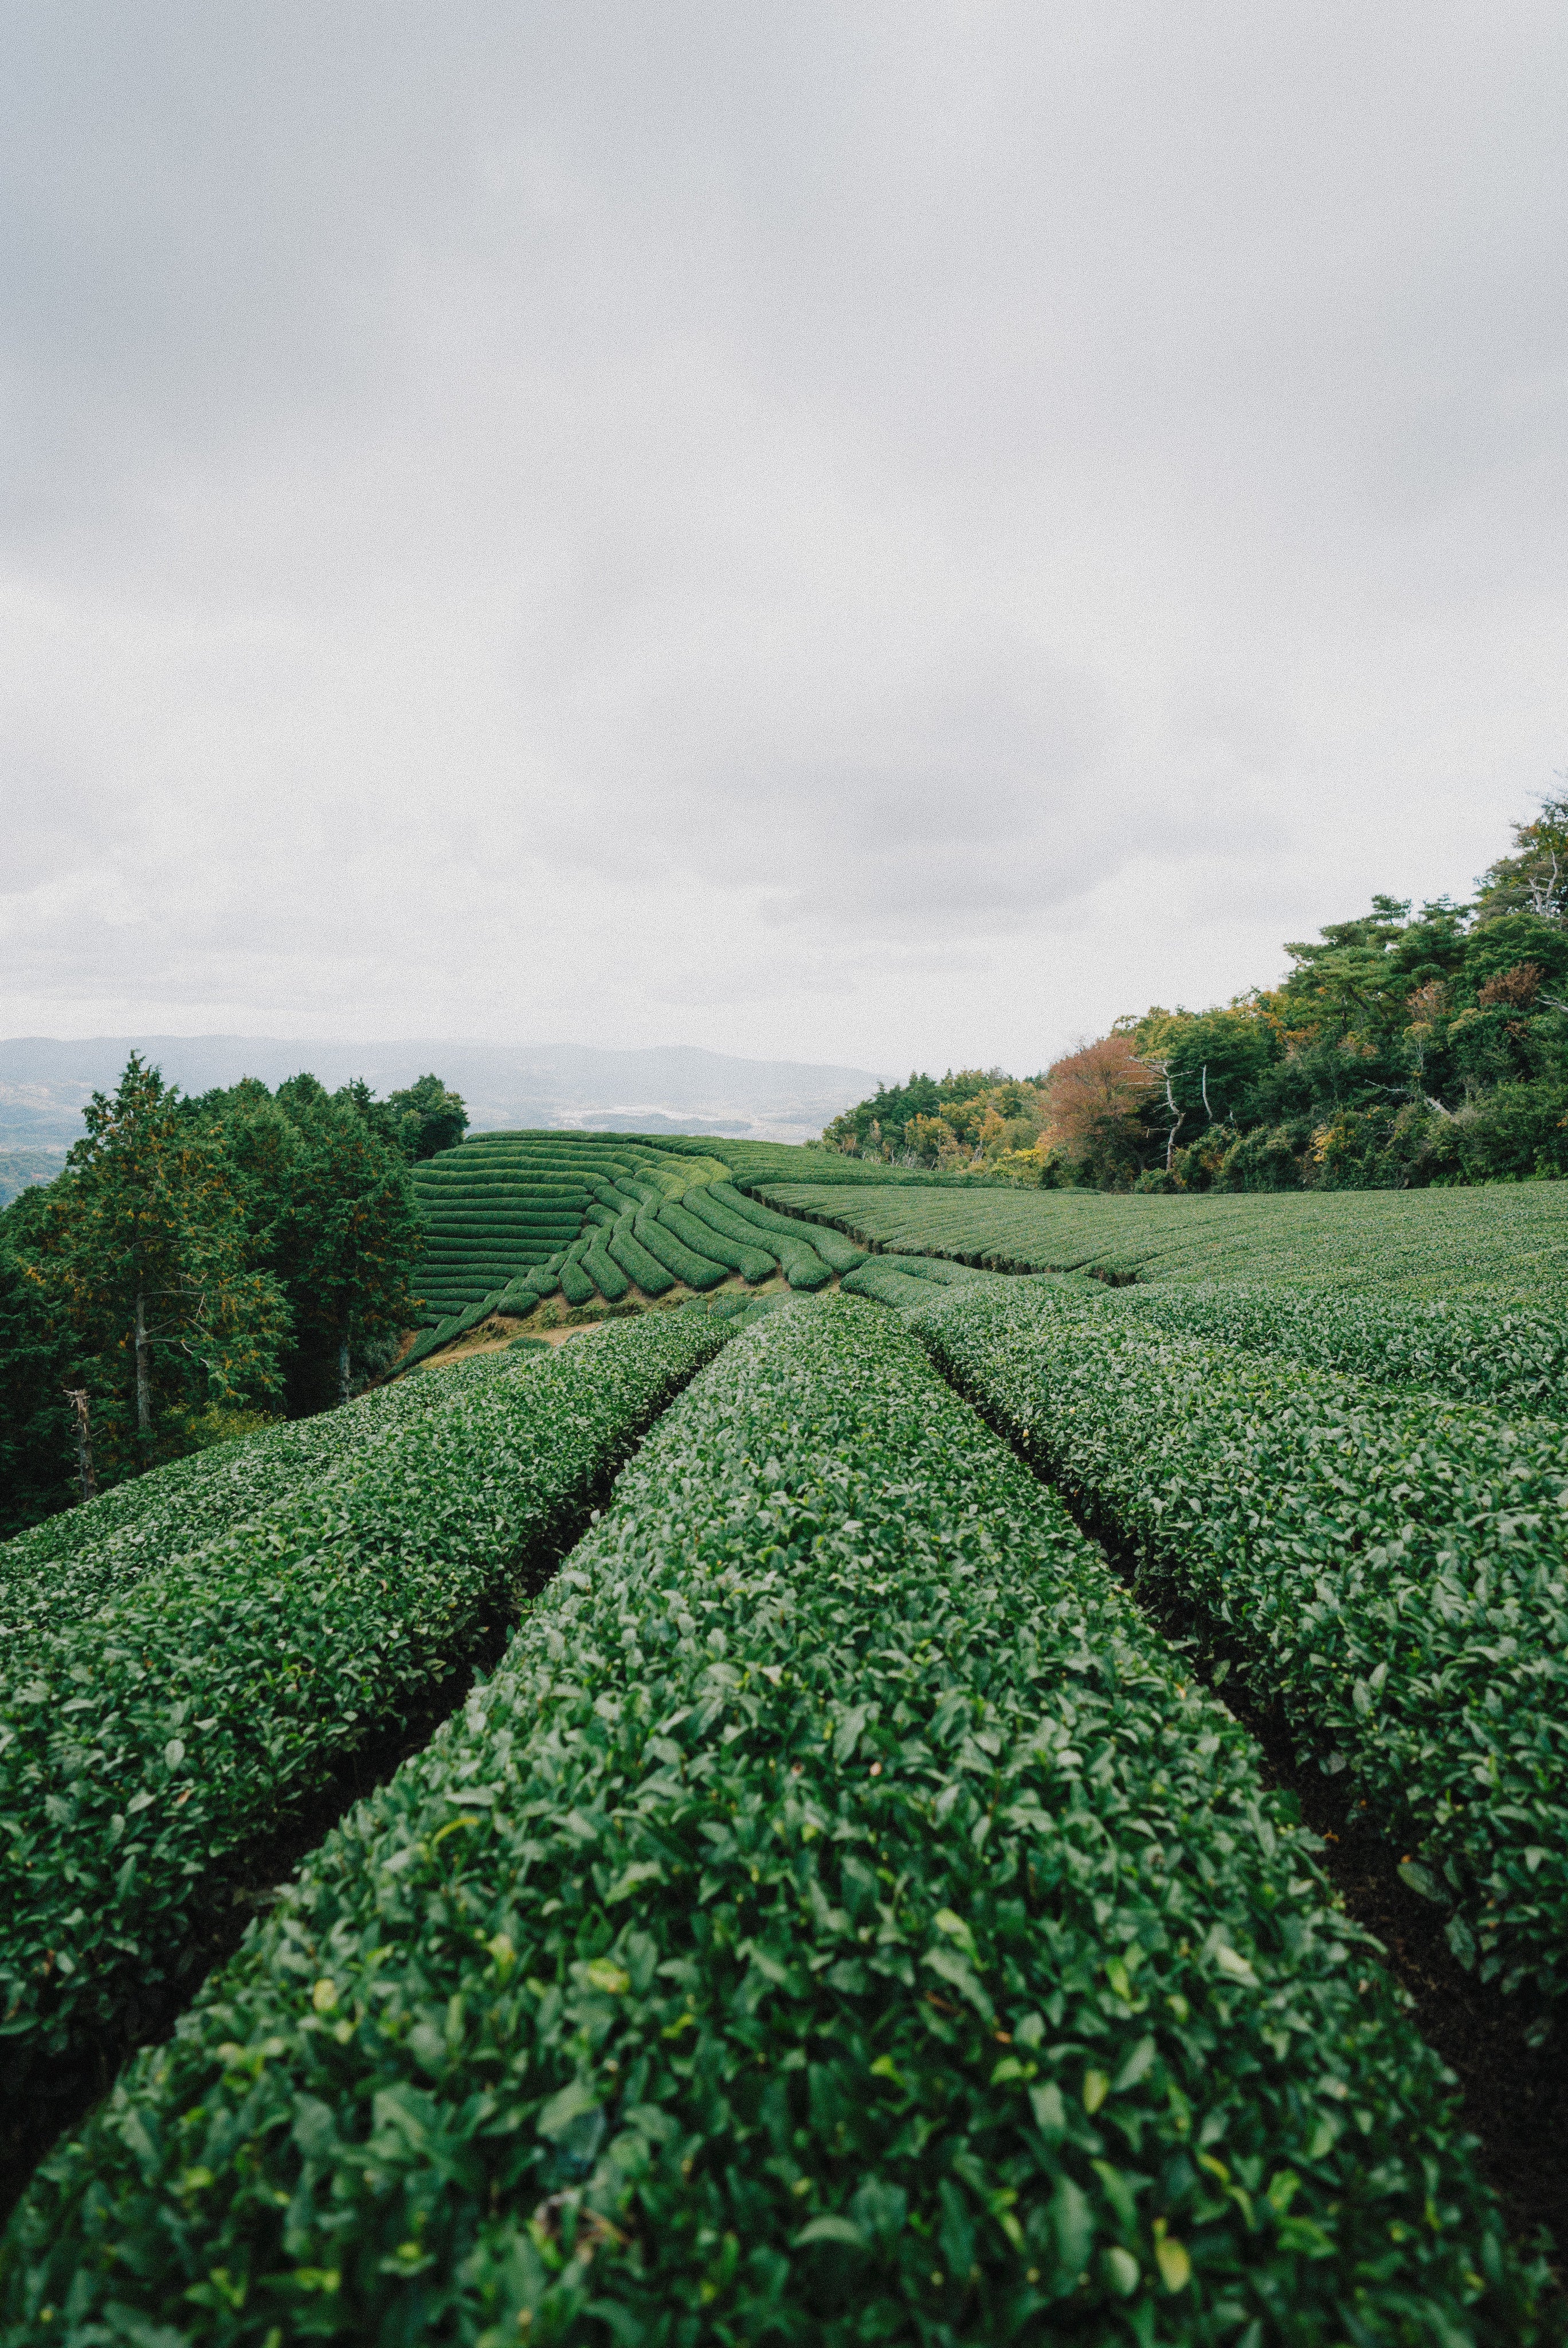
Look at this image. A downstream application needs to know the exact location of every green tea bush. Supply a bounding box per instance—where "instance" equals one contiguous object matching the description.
[0,1379,450,1646]
[763,1179,1568,1300]
[714,1182,861,1276]
[659,1197,774,1283]
[495,1278,542,1317]
[911,1281,1568,2012]
[841,1258,985,1311]
[0,1313,734,2107]
[2,1301,1543,2343]
[678,1183,794,1275]
[606,1214,677,1297]
[840,1260,942,1309]
[631,1206,728,1292]
[1115,1281,1568,1416]
[582,1232,631,1303]
[558,1254,597,1308]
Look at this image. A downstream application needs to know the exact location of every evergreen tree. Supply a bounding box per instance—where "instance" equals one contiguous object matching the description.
[388,1072,468,1160]
[18,1054,289,1479]
[1475,789,1568,922]
[210,1074,422,1413]
[0,1191,80,1532]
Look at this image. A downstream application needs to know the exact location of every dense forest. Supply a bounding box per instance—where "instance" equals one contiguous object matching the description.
[0,1059,464,1533]
[826,790,1568,1192]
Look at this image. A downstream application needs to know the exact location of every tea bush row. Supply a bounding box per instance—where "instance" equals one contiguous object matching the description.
[0,1313,734,2107]
[2,1298,1542,2342]
[761,1180,1568,1301]
[1114,1281,1568,1418]
[910,1281,1568,2013]
[711,1181,861,1277]
[0,1358,518,1656]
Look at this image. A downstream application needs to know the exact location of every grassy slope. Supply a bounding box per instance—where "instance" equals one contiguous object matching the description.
[759,1179,1568,1298]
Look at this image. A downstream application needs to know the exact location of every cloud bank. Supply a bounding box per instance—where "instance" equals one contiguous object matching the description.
[2,1,1564,1073]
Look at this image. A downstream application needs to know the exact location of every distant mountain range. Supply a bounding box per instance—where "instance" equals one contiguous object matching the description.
[0,1036,884,1153]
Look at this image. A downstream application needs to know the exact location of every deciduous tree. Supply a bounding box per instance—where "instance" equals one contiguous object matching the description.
[1041,1035,1159,1185]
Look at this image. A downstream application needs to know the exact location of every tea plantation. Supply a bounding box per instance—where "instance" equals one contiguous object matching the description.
[401,1131,872,1368]
[763,1175,1568,1300]
[2,1165,1567,2341]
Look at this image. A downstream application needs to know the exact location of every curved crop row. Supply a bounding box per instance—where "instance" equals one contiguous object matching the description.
[756,1179,1568,1301]
[711,1181,854,1279]
[2,1298,1542,2342]
[841,1256,985,1311]
[558,1250,597,1307]
[679,1183,797,1275]
[632,1204,728,1292]
[427,1187,582,1203]
[659,1196,774,1283]
[0,1312,735,2107]
[699,1185,834,1288]
[582,1230,632,1302]
[606,1213,677,1297]
[910,1280,1568,2014]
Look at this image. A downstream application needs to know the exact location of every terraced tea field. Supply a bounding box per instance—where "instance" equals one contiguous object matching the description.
[402,1129,870,1369]
[3,1171,1567,2338]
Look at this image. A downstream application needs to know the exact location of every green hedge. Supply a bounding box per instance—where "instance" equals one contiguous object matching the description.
[418,1219,579,1234]
[911,1279,1568,2014]
[494,1277,542,1318]
[558,1252,597,1307]
[841,1259,981,1310]
[582,1231,632,1303]
[2,1299,1544,2341]
[1114,1281,1568,1417]
[606,1214,677,1297]
[417,1260,553,1282]
[660,1196,775,1283]
[675,1184,771,1256]
[591,1179,642,1214]
[0,1313,735,2110]
[707,1183,840,1285]
[413,1180,589,1199]
[631,1205,728,1291]
[0,1381,459,1653]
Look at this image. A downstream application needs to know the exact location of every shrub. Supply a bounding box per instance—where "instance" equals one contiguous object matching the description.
[658,1198,774,1283]
[0,1313,735,2106]
[582,1232,631,1303]
[911,1279,1568,2012]
[712,1183,861,1275]
[2,1300,1543,2343]
[605,1215,677,1298]
[630,1207,728,1292]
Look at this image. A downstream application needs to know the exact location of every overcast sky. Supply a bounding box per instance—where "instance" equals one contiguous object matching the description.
[2,2,1564,1079]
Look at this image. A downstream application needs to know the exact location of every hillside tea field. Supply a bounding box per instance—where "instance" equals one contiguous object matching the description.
[763,1176,1568,1299]
[2,1172,1567,2336]
[402,1132,871,1366]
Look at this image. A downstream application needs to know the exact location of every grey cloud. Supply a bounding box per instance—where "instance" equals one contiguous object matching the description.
[1,2,1564,1073]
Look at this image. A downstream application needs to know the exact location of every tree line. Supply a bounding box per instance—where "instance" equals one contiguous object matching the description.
[825,788,1568,1192]
[0,1058,465,1536]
